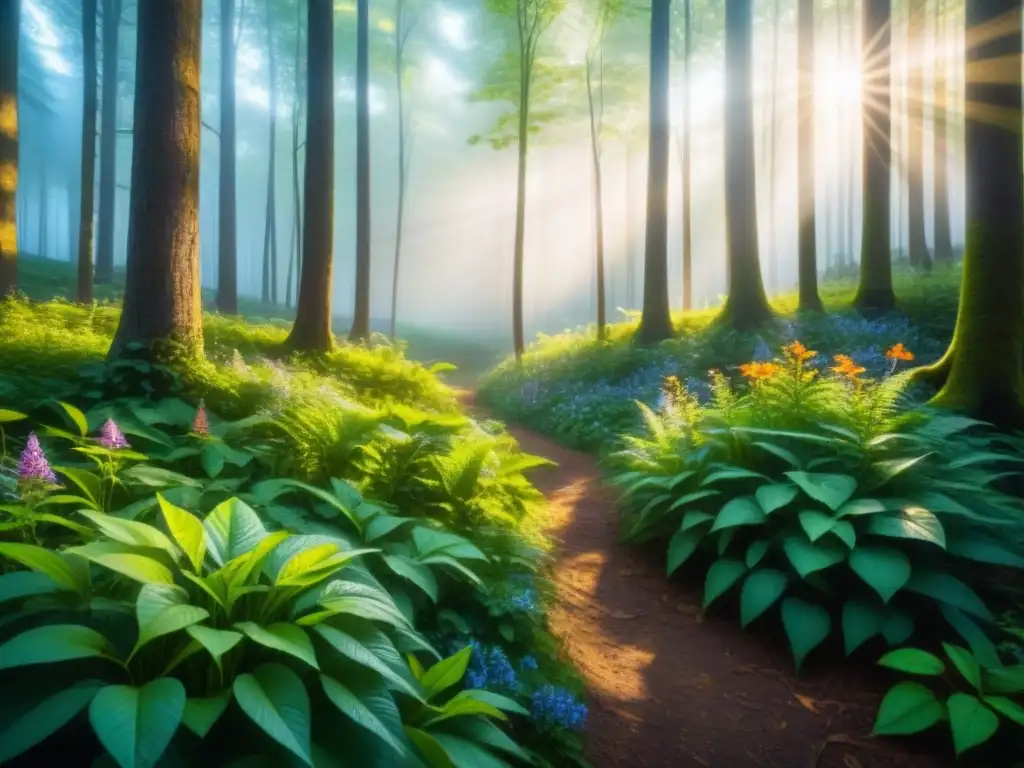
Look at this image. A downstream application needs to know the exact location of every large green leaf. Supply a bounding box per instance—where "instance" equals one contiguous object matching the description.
[946,535,1024,568]
[0,681,103,763]
[755,483,798,514]
[450,689,528,716]
[784,471,857,511]
[89,679,186,768]
[866,507,946,549]
[702,558,747,608]
[0,408,27,422]
[420,647,472,701]
[405,726,457,768]
[274,544,376,588]
[233,663,312,765]
[66,542,175,585]
[53,465,102,508]
[382,555,439,602]
[439,718,531,763]
[983,696,1024,727]
[186,625,243,671]
[666,528,704,575]
[942,643,982,690]
[158,494,207,572]
[236,622,319,669]
[940,606,1001,668]
[848,546,911,603]
[745,540,770,568]
[0,542,89,594]
[835,498,886,518]
[701,467,769,486]
[181,690,232,738]
[135,584,209,652]
[782,536,847,579]
[739,569,787,628]
[872,682,944,735]
[78,511,178,558]
[710,496,766,532]
[877,648,945,676]
[842,600,884,656]
[946,693,999,757]
[0,569,64,606]
[780,598,831,671]
[204,498,269,566]
[430,733,514,768]
[320,675,405,755]
[313,624,421,699]
[0,624,111,669]
[667,489,721,511]
[904,569,993,621]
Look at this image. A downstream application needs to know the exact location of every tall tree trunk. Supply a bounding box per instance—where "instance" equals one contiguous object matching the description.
[625,140,635,308]
[586,45,606,340]
[286,0,334,352]
[95,0,121,285]
[109,0,203,359]
[38,162,47,257]
[286,0,303,309]
[766,0,781,295]
[834,0,845,266]
[77,0,98,303]
[845,0,856,265]
[797,0,822,311]
[922,0,1024,428]
[217,0,238,313]
[509,12,535,361]
[906,0,931,270]
[349,0,372,342]
[390,0,408,340]
[638,0,673,344]
[721,0,773,330]
[0,0,19,295]
[262,0,278,306]
[681,0,692,311]
[854,0,895,312]
[932,0,954,263]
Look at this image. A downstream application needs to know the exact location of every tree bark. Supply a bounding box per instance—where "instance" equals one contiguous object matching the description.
[262,0,278,306]
[681,0,692,312]
[721,0,773,330]
[286,0,334,352]
[638,0,673,344]
[390,0,408,340]
[854,0,895,313]
[586,43,606,340]
[923,0,1024,428]
[797,0,822,311]
[845,0,856,265]
[77,0,98,304]
[286,0,303,309]
[766,0,781,295]
[109,0,203,359]
[932,0,954,263]
[349,0,372,342]
[217,0,238,313]
[906,0,931,270]
[96,0,121,285]
[0,0,19,295]
[625,140,636,308]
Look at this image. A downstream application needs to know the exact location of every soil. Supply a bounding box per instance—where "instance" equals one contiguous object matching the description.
[458,390,950,768]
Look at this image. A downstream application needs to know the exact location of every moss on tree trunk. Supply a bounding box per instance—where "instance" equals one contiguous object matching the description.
[108,0,203,359]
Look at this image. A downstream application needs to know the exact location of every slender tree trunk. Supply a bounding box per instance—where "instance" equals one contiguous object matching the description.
[834,0,845,266]
[845,0,856,264]
[77,0,98,303]
[922,0,1024,428]
[510,12,536,361]
[349,0,372,341]
[286,0,303,309]
[721,0,773,330]
[638,0,673,344]
[217,0,238,313]
[586,53,606,340]
[38,162,48,257]
[390,0,408,340]
[907,0,931,270]
[854,0,895,313]
[625,141,635,308]
[932,0,954,263]
[95,0,121,285]
[109,0,203,359]
[766,0,781,295]
[681,0,692,311]
[262,0,278,306]
[0,0,18,295]
[797,0,822,311]
[286,0,334,352]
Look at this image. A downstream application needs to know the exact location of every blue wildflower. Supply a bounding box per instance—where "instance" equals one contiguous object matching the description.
[531,685,588,731]
[464,639,520,692]
[519,655,539,672]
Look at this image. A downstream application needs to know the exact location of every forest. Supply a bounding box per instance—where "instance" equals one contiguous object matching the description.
[1,0,1024,766]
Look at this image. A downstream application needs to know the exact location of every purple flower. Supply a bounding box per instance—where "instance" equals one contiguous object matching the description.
[18,433,58,485]
[97,419,130,450]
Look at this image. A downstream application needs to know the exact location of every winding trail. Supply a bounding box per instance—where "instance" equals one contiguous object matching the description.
[458,390,943,768]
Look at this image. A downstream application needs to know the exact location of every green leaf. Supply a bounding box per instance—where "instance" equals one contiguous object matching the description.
[842,600,885,656]
[835,498,886,518]
[904,569,993,621]
[89,679,186,768]
[877,648,946,676]
[320,675,405,755]
[78,510,179,557]
[201,443,226,478]
[423,691,506,726]
[710,496,766,532]
[204,498,269,566]
[946,693,999,757]
[382,555,439,602]
[797,510,839,542]
[53,465,102,508]
[667,528,704,575]
[66,542,175,585]
[56,400,89,436]
[881,609,915,646]
[181,690,232,738]
[866,507,946,549]
[755,483,798,514]
[429,733,515,768]
[848,546,911,603]
[872,682,944,735]
[701,467,768,486]
[274,544,376,588]
[667,489,721,511]
[439,718,531,762]
[313,624,421,699]
[0,681,103,763]
[782,536,847,579]
[186,625,243,671]
[405,726,456,768]
[739,569,788,627]
[942,643,982,689]
[420,646,472,700]
[233,664,312,765]
[453,689,529,716]
[676,510,715,534]
[946,535,1024,568]
[939,605,1001,668]
[0,567,64,605]
[0,542,89,594]
[135,584,209,652]
[985,665,1024,695]
[745,540,770,568]
[983,696,1024,727]
[0,624,111,669]
[784,471,857,511]
[158,494,207,572]
[780,598,831,671]
[703,558,747,608]
[236,622,318,670]
[0,408,27,422]
[751,441,802,469]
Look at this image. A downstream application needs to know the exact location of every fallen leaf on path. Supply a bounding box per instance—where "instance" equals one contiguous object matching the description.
[794,693,821,714]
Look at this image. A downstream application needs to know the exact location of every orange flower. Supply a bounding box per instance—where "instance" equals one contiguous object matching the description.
[831,354,866,379]
[783,340,816,362]
[740,361,780,381]
[885,343,914,362]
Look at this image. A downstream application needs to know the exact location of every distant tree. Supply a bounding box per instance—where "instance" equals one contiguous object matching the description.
[931,0,954,264]
[719,0,772,330]
[0,0,18,296]
[853,0,895,313]
[109,0,203,358]
[797,0,822,311]
[349,0,372,342]
[217,0,239,313]
[906,0,931,271]
[261,0,279,306]
[638,0,673,343]
[286,0,335,352]
[285,0,304,309]
[679,0,693,311]
[915,0,1024,428]
[77,0,98,304]
[96,0,122,285]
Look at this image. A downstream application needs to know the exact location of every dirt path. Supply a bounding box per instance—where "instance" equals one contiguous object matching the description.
[458,391,946,768]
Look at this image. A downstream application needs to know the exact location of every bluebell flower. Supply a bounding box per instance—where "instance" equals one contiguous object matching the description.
[463,639,520,692]
[519,654,539,672]
[531,685,588,731]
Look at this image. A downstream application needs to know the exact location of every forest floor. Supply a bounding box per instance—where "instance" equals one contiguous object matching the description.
[457,388,947,768]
